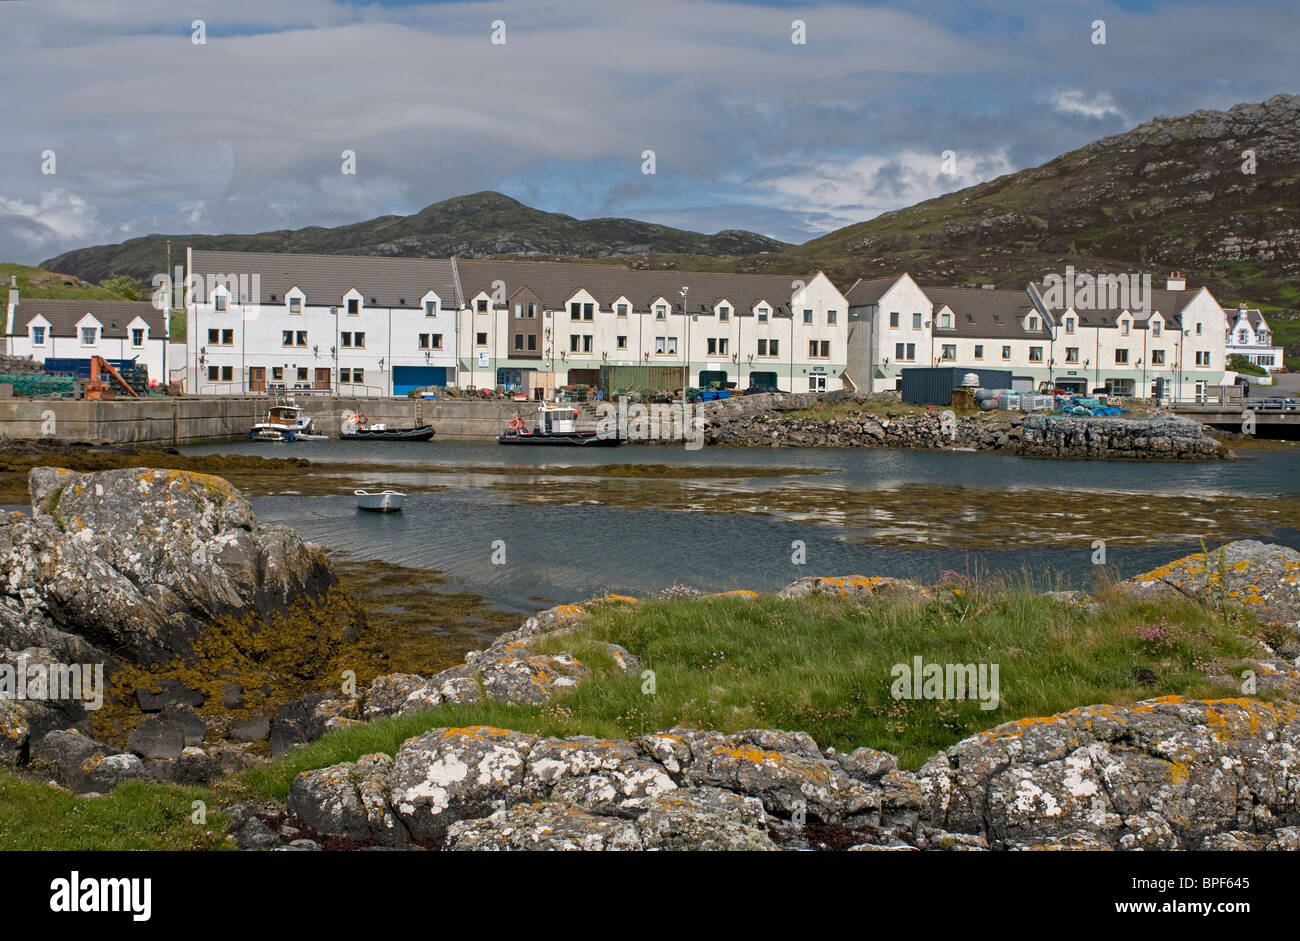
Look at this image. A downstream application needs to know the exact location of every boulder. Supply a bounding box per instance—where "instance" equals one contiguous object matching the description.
[127,706,206,759]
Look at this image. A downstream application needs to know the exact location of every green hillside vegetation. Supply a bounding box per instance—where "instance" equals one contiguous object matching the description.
[0,263,146,334]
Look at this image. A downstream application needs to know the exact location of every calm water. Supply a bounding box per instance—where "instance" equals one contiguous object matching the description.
[180,439,1300,610]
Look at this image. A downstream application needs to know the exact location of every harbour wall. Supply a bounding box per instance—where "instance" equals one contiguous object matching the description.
[0,396,522,444]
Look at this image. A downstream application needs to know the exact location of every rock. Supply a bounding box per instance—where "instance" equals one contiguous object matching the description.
[221,683,245,709]
[389,727,536,841]
[627,786,775,851]
[0,701,31,765]
[233,815,281,851]
[287,753,403,843]
[777,575,933,603]
[446,802,643,851]
[86,753,146,792]
[172,746,219,785]
[30,728,111,790]
[127,706,206,759]
[523,735,676,813]
[229,715,271,743]
[269,693,327,758]
[479,651,588,705]
[834,746,899,782]
[135,679,206,712]
[1118,540,1300,627]
[361,673,436,720]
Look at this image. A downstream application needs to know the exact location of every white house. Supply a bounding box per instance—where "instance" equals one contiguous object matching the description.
[186,250,460,396]
[1224,303,1285,372]
[4,284,168,382]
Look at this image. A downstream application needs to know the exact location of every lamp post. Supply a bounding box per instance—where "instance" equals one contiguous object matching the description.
[680,286,689,402]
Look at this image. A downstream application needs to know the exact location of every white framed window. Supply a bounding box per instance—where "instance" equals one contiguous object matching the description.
[80,326,98,346]
[214,295,228,312]
[1029,347,1043,362]
[757,307,769,323]
[132,328,145,348]
[289,297,302,314]
[1115,348,1129,364]
[31,326,46,346]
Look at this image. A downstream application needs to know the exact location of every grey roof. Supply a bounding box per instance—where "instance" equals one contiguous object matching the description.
[1032,281,1203,328]
[190,250,459,309]
[1225,305,1265,331]
[845,276,902,307]
[456,259,823,316]
[9,298,165,339]
[924,287,1051,340]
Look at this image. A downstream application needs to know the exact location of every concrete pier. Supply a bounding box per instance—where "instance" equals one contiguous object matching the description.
[0,395,523,444]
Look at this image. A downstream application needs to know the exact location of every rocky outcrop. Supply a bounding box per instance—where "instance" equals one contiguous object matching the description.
[1118,540,1300,633]
[699,392,1224,460]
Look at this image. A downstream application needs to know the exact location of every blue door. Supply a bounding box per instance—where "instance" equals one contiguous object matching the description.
[392,366,448,396]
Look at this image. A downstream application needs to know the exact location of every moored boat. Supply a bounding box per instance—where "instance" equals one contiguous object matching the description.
[497,404,621,446]
[248,404,327,441]
[341,413,435,441]
[354,489,406,512]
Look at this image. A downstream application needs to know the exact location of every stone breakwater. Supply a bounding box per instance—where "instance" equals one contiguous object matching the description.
[699,392,1226,460]
[241,541,1300,852]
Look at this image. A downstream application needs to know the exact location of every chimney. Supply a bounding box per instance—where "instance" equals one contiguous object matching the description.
[7,275,16,309]
[1165,271,1185,291]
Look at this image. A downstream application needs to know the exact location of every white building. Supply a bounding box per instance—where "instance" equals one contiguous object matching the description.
[1224,303,1285,372]
[187,250,460,396]
[4,284,168,382]
[846,273,1231,401]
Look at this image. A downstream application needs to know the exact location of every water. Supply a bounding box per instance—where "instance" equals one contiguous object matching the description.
[182,439,1300,609]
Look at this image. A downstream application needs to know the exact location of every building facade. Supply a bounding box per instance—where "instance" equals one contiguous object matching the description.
[5,286,168,382]
[1224,303,1285,372]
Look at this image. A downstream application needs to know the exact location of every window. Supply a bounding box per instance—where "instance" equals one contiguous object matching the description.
[894,342,904,360]
[289,297,302,314]
[770,339,780,356]
[973,344,983,360]
[1065,347,1079,363]
[719,306,730,321]
[803,309,813,325]
[1195,351,1210,367]
[666,337,677,354]
[1121,319,1130,336]
[617,336,627,350]
[209,329,220,344]
[582,335,593,353]
[1115,349,1129,364]
[222,329,233,346]
[527,336,537,351]
[514,335,524,350]
[583,303,594,321]
[1001,345,1011,360]
[941,344,957,361]
[339,368,351,382]
[656,304,667,320]
[476,298,488,313]
[207,366,218,381]
[476,332,487,346]
[570,335,580,353]
[214,295,228,312]
[906,343,915,360]
[719,338,729,355]
[1195,322,1203,336]
[1029,316,1039,331]
[32,326,46,346]
[353,332,365,348]
[889,312,899,329]
[940,313,952,329]
[222,366,233,382]
[913,312,923,329]
[707,338,729,356]
[81,326,98,345]
[570,302,581,321]
[1065,317,1075,334]
[419,333,443,350]
[708,338,718,356]
[617,304,628,317]
[1029,347,1043,362]
[515,303,525,319]
[347,298,359,315]
[655,337,666,354]
[282,330,293,346]
[1151,349,1165,365]
[809,340,830,358]
[351,368,364,384]
[1151,321,1161,337]
[757,308,768,323]
[827,310,837,325]
[426,301,437,316]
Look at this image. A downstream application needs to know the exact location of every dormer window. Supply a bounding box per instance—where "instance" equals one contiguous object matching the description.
[214,295,228,312]
[719,306,730,321]
[80,326,98,346]
[655,304,666,320]
[1121,318,1130,336]
[1028,315,1039,330]
[426,301,437,316]
[758,307,769,323]
[347,298,360,315]
[289,297,302,314]
[31,325,46,346]
[1151,321,1161,337]
[1065,317,1075,334]
[476,298,488,313]
[940,313,952,329]
[131,327,145,347]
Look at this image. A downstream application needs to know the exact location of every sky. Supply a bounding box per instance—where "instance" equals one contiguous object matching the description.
[0,0,1296,266]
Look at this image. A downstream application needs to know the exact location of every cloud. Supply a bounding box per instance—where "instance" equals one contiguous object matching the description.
[0,190,99,262]
[1050,89,1127,121]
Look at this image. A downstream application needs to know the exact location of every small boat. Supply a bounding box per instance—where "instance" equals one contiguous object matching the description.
[497,404,621,447]
[248,404,327,441]
[341,414,435,441]
[355,489,406,512]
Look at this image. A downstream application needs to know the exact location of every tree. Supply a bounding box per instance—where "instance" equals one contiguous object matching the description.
[99,273,145,301]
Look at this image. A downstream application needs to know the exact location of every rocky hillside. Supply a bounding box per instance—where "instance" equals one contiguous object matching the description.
[776,93,1300,308]
[39,192,792,285]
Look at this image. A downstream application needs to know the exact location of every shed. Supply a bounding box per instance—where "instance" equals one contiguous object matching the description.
[900,366,1014,406]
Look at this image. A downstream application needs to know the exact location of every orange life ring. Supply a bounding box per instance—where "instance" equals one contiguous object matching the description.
[356,414,368,427]
[348,414,362,425]
[509,417,524,431]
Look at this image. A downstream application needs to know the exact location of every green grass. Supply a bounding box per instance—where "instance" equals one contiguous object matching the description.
[238,586,1258,800]
[0,262,144,334]
[0,770,227,850]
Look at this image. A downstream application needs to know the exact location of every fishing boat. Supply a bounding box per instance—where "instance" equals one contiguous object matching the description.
[497,404,621,447]
[248,404,327,441]
[341,413,435,442]
[354,489,406,512]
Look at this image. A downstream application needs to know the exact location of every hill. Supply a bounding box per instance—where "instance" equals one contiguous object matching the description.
[39,192,792,285]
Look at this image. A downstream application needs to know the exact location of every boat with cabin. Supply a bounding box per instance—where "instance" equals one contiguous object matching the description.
[248,403,327,441]
[497,404,621,446]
